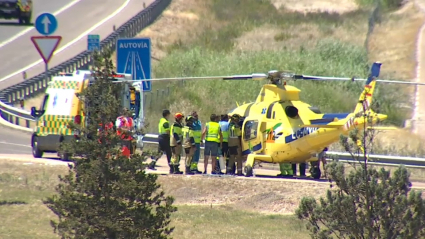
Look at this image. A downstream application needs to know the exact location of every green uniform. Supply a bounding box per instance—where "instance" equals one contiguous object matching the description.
[279,163,293,176]
[170,122,183,166]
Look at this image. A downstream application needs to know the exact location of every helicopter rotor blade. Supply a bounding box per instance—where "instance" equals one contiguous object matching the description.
[109,73,268,83]
[293,74,425,86]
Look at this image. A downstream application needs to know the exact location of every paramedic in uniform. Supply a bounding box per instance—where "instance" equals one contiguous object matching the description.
[149,109,173,172]
[227,114,243,176]
[182,116,196,175]
[115,108,135,156]
[202,114,223,174]
[170,113,184,174]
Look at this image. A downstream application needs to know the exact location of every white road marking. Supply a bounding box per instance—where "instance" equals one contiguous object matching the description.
[0,0,131,83]
[0,141,31,147]
[0,0,82,48]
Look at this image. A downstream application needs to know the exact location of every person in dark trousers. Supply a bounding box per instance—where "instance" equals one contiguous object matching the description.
[148,109,172,172]
[292,163,307,177]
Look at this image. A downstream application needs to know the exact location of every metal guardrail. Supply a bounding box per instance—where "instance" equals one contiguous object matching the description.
[0,0,172,127]
[139,134,425,169]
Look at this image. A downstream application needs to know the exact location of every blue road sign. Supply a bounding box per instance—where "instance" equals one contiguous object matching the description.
[87,35,100,52]
[116,38,151,92]
[35,13,58,36]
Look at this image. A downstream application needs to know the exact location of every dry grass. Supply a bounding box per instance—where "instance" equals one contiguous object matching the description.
[368,1,425,80]
[1,155,425,238]
[0,159,314,238]
[271,0,359,13]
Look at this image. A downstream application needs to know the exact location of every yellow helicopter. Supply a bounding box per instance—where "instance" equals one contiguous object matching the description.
[120,61,425,178]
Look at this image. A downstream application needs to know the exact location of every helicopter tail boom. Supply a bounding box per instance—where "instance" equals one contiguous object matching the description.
[353,62,381,115]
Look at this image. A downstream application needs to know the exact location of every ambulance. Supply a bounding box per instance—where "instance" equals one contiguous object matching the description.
[30,70,145,160]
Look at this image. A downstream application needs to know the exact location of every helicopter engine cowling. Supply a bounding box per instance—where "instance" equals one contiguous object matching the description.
[285,106,299,118]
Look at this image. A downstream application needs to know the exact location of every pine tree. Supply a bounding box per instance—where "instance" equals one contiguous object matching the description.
[44,50,177,239]
[296,111,425,238]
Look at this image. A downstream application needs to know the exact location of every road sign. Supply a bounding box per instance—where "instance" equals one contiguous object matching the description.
[31,36,62,64]
[87,34,100,52]
[35,13,58,36]
[116,38,151,92]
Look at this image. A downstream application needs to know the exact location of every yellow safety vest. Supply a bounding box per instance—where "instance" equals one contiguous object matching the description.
[229,124,241,138]
[220,123,229,143]
[171,122,183,140]
[205,122,220,143]
[228,124,241,147]
[182,126,194,148]
[158,118,169,134]
[192,130,201,143]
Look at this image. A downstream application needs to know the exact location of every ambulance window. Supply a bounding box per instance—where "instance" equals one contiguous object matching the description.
[40,94,49,111]
[243,120,258,141]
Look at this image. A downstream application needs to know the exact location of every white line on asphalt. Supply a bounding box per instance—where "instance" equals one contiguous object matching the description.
[0,0,131,83]
[0,0,82,48]
[0,141,31,148]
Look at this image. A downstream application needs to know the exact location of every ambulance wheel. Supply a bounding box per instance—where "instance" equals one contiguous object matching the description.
[32,137,43,158]
[244,165,253,177]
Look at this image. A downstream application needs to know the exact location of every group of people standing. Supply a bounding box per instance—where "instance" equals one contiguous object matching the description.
[148,110,245,175]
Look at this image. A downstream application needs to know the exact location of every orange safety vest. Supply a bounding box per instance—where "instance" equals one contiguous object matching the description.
[116,116,134,140]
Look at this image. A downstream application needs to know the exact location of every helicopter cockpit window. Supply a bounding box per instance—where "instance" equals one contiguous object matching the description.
[243,120,258,141]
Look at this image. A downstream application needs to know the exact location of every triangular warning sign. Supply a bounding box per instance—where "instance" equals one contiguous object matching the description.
[31,36,62,64]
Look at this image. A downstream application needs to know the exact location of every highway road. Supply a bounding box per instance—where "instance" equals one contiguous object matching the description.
[0,0,77,43]
[0,0,155,153]
[0,0,154,90]
[0,125,31,154]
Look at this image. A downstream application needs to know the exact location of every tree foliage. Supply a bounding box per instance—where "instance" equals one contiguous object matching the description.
[296,114,425,238]
[44,50,177,239]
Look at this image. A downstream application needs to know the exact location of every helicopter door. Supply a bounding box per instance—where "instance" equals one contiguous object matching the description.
[241,118,263,155]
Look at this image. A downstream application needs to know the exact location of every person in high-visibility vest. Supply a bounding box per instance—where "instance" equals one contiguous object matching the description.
[227,114,243,176]
[149,109,172,172]
[216,114,229,174]
[115,108,135,157]
[190,111,202,174]
[170,112,184,174]
[182,116,196,175]
[202,114,223,174]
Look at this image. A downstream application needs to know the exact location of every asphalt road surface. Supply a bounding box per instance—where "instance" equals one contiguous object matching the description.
[0,0,74,43]
[0,0,155,152]
[0,126,31,154]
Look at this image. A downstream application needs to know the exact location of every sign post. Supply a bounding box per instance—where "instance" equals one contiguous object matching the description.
[34,13,59,79]
[116,38,151,126]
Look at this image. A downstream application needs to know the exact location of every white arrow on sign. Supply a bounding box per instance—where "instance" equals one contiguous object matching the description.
[30,36,62,64]
[41,16,51,34]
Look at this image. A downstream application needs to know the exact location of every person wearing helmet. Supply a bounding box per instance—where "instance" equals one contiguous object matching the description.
[190,111,202,174]
[227,114,243,176]
[115,107,135,157]
[182,116,196,175]
[202,114,223,174]
[149,109,172,172]
[170,112,185,174]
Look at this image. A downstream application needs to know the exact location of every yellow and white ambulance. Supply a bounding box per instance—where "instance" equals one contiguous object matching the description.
[30,71,139,160]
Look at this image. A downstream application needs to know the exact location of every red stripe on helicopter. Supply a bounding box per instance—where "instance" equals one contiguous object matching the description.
[365,85,372,89]
[365,93,372,97]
